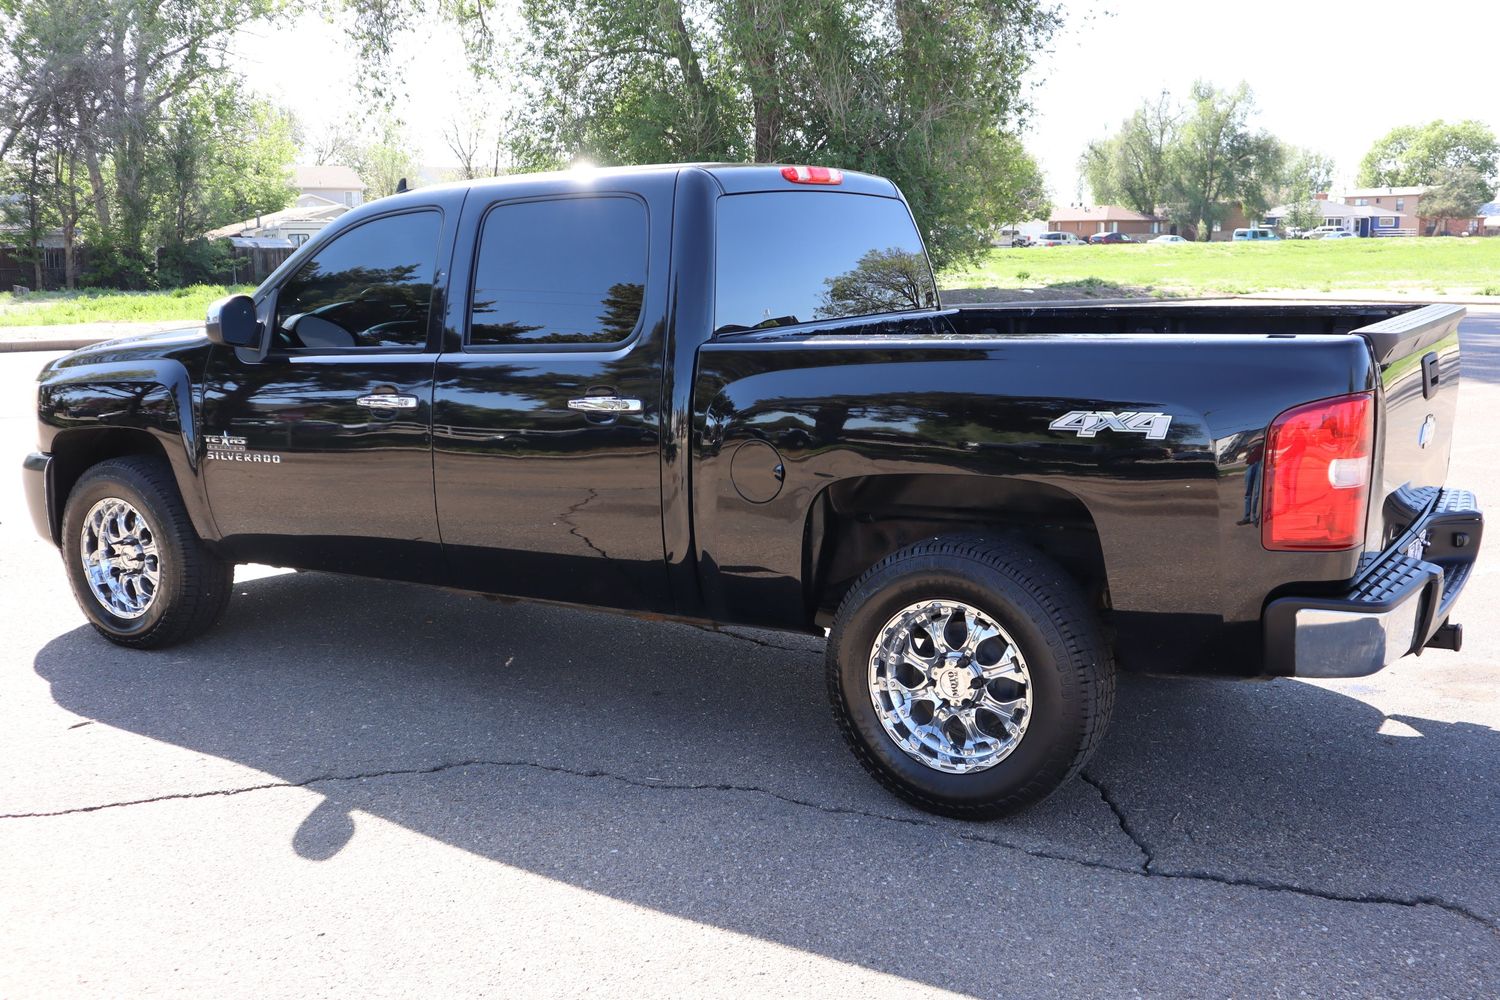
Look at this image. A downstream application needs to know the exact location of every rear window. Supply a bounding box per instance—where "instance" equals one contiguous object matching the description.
[714,192,936,335]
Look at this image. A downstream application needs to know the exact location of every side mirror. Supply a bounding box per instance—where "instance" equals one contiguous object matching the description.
[206,294,259,348]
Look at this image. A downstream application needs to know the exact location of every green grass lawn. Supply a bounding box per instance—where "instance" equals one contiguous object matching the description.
[942,237,1500,298]
[0,284,253,328]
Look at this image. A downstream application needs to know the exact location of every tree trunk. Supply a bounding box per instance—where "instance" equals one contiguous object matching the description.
[83,146,112,232]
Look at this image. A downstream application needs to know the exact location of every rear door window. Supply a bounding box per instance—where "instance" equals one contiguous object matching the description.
[714,193,937,335]
[468,196,648,347]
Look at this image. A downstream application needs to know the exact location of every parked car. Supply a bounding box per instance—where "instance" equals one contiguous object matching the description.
[992,228,1031,248]
[1036,231,1084,246]
[1088,232,1135,245]
[1232,228,1280,242]
[24,162,1482,820]
[1147,234,1188,244]
[1306,226,1353,240]
[1317,230,1356,240]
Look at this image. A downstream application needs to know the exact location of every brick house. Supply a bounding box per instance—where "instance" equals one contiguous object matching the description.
[1046,205,1166,239]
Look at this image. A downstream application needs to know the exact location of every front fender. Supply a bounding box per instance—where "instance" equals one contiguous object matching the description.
[36,358,217,542]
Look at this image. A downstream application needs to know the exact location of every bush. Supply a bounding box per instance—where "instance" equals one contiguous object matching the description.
[156,239,234,288]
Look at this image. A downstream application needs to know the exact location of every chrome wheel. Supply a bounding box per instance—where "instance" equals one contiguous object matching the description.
[79,497,161,620]
[867,599,1032,774]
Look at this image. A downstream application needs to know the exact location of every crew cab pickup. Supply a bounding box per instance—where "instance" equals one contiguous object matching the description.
[22,163,1483,818]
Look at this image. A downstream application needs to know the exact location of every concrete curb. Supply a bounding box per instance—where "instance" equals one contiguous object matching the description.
[0,335,113,354]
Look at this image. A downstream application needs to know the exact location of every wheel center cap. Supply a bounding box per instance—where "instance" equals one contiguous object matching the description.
[115,539,145,570]
[932,664,972,704]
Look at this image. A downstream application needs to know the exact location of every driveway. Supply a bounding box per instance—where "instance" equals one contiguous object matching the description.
[2,313,1498,998]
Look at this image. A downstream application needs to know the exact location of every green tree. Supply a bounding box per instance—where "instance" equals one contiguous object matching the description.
[153,84,297,284]
[1,0,288,287]
[1165,82,1282,240]
[981,135,1050,231]
[1419,166,1491,235]
[1283,199,1324,234]
[0,127,54,290]
[1270,145,1335,235]
[1357,120,1499,187]
[1079,91,1177,213]
[346,0,1062,269]
[346,118,420,200]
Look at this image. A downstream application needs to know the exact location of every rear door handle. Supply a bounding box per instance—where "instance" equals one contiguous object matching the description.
[567,396,642,414]
[356,394,420,410]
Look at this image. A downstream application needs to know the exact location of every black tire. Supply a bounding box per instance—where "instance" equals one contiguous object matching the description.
[827,534,1114,819]
[61,456,234,649]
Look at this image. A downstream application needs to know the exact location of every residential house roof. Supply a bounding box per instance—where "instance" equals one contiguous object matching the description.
[293,164,366,191]
[204,202,349,240]
[228,236,296,250]
[295,193,347,209]
[1047,204,1161,223]
[1338,185,1428,198]
[1265,200,1405,220]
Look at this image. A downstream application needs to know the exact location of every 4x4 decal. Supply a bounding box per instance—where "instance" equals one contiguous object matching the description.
[1049,410,1173,441]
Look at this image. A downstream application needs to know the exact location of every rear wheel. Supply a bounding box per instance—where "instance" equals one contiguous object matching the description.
[61,457,234,648]
[827,535,1113,819]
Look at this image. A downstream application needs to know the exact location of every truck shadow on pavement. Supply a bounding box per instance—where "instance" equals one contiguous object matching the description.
[31,569,1500,989]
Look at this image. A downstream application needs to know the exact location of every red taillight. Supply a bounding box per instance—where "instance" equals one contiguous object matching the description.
[780,165,843,185]
[1261,392,1374,551]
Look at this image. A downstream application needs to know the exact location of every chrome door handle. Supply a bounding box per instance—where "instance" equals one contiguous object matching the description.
[356,394,419,410]
[567,396,642,414]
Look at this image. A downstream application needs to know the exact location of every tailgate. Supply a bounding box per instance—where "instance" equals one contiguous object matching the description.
[1355,304,1464,547]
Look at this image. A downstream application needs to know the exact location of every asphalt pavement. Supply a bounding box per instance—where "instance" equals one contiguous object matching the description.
[2,313,1498,998]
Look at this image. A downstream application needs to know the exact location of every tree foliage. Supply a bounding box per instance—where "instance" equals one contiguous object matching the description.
[1079,91,1177,215]
[1357,120,1499,188]
[0,0,295,288]
[351,0,1062,268]
[1081,82,1285,240]
[1166,82,1282,240]
[1419,167,1491,233]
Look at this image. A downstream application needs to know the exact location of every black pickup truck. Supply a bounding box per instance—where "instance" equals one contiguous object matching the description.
[22,163,1483,817]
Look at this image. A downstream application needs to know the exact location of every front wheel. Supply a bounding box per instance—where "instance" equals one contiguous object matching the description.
[826,535,1114,819]
[61,456,234,649]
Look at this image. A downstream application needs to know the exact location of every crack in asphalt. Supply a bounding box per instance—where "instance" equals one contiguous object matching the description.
[558,489,610,562]
[5,756,1495,933]
[1079,770,1152,871]
[679,621,824,655]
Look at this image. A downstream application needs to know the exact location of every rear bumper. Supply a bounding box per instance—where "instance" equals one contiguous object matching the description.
[1264,488,1482,678]
[21,451,55,545]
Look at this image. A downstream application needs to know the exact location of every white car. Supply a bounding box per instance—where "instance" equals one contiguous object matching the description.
[1305,226,1353,240]
[1314,230,1355,240]
[1036,231,1084,246]
[1148,234,1188,244]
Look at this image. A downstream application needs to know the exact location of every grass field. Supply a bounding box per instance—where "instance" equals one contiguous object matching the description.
[942,236,1500,298]
[0,284,253,328]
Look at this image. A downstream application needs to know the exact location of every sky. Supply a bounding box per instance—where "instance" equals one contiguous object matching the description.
[234,0,1498,202]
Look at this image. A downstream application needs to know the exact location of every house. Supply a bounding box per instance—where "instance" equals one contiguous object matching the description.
[203,200,352,282]
[204,200,351,248]
[1262,195,1409,237]
[294,165,366,208]
[1336,185,1490,236]
[1046,205,1166,239]
[1479,200,1500,235]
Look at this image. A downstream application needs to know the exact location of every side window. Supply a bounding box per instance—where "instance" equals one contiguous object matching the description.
[469,197,648,347]
[273,210,441,351]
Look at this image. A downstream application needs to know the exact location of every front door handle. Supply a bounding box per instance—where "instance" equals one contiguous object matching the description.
[356,393,420,410]
[567,396,642,415]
